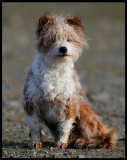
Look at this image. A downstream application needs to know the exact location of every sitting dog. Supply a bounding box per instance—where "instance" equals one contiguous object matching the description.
[22,15,117,149]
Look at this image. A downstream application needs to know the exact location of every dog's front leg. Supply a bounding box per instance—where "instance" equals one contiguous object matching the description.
[56,118,75,148]
[26,114,43,149]
[56,105,77,148]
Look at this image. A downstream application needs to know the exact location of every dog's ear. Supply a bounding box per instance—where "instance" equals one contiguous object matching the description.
[66,16,82,28]
[39,15,49,27]
[36,15,55,36]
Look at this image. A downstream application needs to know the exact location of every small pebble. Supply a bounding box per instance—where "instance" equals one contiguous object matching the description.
[3,150,8,155]
[44,150,49,154]
[78,154,85,158]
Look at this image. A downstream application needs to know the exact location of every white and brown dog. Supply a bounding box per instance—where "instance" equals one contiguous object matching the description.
[22,15,117,149]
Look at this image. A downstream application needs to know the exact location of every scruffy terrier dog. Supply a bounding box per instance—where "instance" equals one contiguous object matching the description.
[23,15,117,149]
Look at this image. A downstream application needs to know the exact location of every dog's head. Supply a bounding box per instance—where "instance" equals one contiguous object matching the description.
[35,15,87,65]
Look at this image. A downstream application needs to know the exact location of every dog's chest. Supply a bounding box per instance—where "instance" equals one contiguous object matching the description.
[39,101,61,125]
[38,69,75,124]
[41,69,75,102]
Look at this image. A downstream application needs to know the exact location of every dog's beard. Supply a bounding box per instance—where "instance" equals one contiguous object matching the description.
[43,54,73,69]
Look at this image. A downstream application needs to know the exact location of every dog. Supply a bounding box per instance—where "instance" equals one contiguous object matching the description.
[22,14,117,149]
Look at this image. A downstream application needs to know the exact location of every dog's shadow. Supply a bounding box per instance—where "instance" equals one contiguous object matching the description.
[2,141,55,149]
[2,141,93,149]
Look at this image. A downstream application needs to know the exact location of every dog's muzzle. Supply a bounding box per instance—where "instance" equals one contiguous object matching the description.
[58,47,68,57]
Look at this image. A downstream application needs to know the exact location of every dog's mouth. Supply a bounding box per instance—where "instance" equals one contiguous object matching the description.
[57,54,69,58]
[57,53,70,58]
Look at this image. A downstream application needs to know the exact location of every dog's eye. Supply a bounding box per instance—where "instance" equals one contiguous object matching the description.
[67,38,72,42]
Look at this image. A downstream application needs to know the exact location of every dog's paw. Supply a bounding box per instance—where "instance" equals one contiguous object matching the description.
[74,138,86,149]
[56,142,68,149]
[31,141,42,149]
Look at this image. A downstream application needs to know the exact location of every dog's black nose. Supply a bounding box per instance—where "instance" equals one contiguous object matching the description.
[59,47,67,54]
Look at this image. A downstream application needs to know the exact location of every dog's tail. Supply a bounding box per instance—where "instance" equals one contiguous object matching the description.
[87,128,118,149]
[98,128,118,149]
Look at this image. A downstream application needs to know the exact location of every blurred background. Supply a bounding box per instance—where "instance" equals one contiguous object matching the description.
[2,2,125,153]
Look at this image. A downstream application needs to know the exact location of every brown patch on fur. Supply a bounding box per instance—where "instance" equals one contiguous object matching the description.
[36,15,56,37]
[66,16,82,27]
[67,100,117,149]
[84,129,117,149]
[36,15,56,53]
[98,129,117,149]
[79,101,106,137]
[66,24,84,51]
[37,37,54,53]
[66,16,85,49]
[77,99,117,148]
[65,104,77,120]
[67,118,81,145]
[66,81,117,148]
[24,104,34,116]
[68,117,88,147]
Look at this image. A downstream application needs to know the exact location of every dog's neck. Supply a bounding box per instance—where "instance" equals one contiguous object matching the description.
[33,52,75,73]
